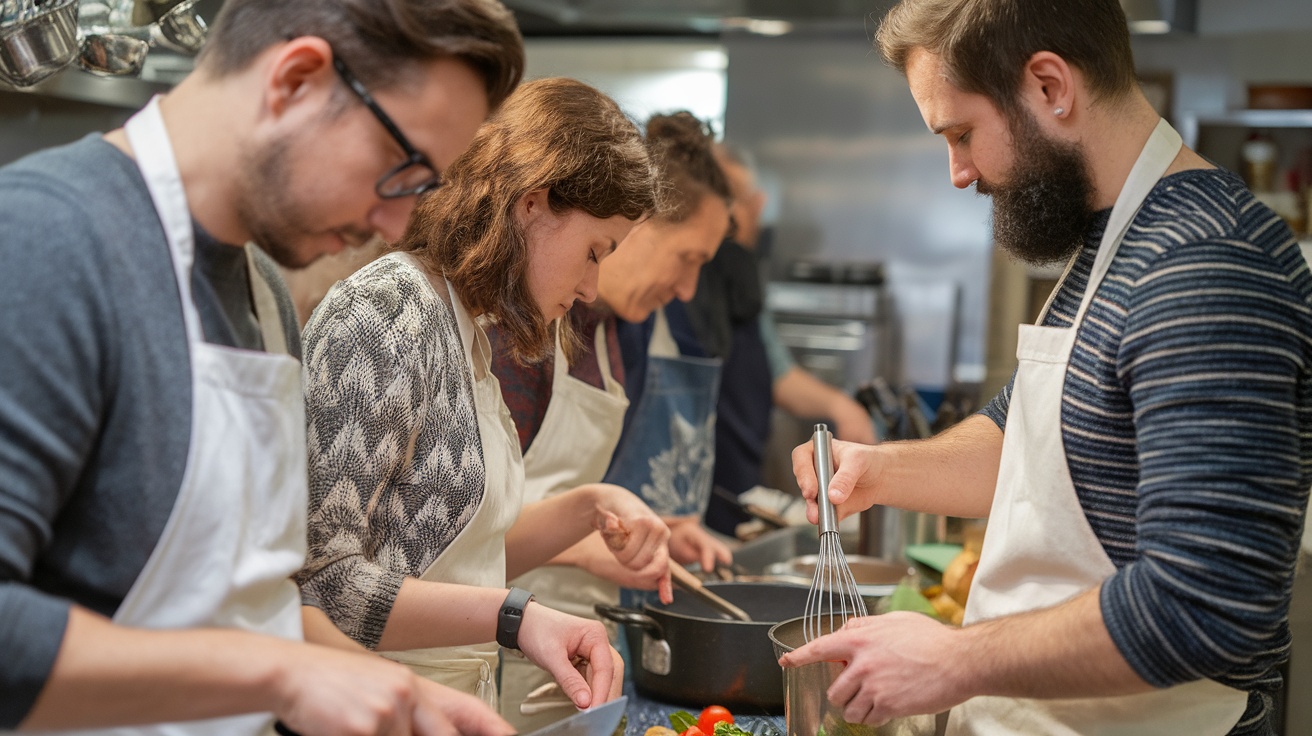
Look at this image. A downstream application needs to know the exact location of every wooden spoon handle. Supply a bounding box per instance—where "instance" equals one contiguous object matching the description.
[668,560,752,622]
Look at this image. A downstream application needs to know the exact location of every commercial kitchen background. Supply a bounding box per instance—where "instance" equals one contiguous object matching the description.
[2,0,1311,730]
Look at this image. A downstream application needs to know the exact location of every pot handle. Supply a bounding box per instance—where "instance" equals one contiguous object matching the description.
[594,604,665,640]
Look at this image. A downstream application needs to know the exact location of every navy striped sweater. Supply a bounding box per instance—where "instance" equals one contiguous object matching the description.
[981,167,1312,735]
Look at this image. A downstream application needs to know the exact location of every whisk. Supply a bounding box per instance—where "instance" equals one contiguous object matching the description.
[803,423,868,642]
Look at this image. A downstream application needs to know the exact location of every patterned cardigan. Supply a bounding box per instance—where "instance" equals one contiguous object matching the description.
[295,254,486,649]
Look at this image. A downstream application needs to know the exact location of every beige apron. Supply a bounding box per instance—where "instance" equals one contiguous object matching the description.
[378,254,524,710]
[29,97,307,736]
[946,119,1249,735]
[500,321,630,730]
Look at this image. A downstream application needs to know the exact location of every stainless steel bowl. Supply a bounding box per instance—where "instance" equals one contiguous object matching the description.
[77,31,146,76]
[0,0,78,87]
[156,0,204,54]
[769,616,936,736]
[766,554,912,598]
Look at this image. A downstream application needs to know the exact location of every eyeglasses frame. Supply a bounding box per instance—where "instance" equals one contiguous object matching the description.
[331,54,443,199]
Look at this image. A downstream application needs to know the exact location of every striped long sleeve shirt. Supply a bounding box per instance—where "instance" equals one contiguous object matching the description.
[981,168,1312,735]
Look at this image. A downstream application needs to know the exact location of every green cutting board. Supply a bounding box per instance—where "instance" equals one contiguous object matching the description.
[905,543,963,573]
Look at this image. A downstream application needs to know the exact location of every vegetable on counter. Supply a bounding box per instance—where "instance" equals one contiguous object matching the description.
[669,705,751,736]
[698,705,734,735]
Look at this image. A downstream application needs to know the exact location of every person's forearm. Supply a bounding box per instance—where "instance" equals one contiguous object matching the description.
[544,532,600,569]
[504,486,603,579]
[773,366,846,419]
[955,586,1152,699]
[375,579,508,652]
[870,414,1002,518]
[20,607,290,730]
[301,605,367,653]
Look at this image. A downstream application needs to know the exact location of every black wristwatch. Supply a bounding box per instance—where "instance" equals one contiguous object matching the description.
[497,587,535,650]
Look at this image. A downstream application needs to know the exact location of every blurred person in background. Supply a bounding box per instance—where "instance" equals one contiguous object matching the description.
[0,0,524,733]
[691,143,876,537]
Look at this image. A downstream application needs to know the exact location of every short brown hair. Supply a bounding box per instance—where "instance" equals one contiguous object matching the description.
[396,78,659,363]
[198,0,524,109]
[646,112,731,224]
[876,0,1137,119]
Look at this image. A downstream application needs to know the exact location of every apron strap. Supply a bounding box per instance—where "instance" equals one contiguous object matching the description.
[123,95,205,346]
[244,244,290,357]
[648,306,680,358]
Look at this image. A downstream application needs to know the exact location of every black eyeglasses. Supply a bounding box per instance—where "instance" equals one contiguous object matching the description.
[332,55,443,199]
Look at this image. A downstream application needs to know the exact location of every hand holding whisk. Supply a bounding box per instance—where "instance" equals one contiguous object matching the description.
[803,423,868,642]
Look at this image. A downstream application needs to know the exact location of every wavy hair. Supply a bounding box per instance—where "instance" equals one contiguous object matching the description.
[396,77,659,363]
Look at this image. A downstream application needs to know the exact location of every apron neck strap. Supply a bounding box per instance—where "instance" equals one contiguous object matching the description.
[244,244,290,356]
[124,96,205,345]
[1038,118,1183,324]
[648,306,680,358]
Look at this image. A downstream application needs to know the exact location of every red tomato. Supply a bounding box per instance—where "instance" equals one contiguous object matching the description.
[698,705,734,735]
[679,727,706,736]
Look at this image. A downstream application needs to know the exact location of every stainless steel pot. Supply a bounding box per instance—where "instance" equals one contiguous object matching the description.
[77,31,146,76]
[595,581,811,713]
[0,0,78,87]
[769,617,935,736]
[765,554,910,598]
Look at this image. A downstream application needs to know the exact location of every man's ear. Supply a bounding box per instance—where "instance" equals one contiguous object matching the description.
[1021,50,1077,121]
[262,36,336,121]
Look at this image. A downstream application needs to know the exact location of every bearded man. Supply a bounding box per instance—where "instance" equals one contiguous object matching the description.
[781,1,1311,735]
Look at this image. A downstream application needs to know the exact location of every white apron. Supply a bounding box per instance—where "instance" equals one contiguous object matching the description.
[946,119,1249,735]
[379,254,524,710]
[33,97,307,736]
[501,320,630,730]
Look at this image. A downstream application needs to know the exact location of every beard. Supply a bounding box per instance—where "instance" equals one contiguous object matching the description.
[236,138,374,269]
[978,110,1095,267]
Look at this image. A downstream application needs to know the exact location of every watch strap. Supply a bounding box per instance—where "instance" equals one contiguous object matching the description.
[497,587,534,650]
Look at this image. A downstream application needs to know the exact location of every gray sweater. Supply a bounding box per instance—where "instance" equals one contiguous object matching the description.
[0,134,299,727]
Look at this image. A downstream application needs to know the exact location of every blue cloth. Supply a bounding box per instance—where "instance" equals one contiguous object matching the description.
[980,168,1310,736]
[605,300,721,518]
[0,134,299,727]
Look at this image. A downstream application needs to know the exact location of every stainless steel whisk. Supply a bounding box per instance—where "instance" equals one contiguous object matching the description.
[803,423,868,642]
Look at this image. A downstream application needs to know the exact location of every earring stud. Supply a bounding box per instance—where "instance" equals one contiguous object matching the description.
[1054,107,1066,116]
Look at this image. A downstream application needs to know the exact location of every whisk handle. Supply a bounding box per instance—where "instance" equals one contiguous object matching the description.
[812,423,838,534]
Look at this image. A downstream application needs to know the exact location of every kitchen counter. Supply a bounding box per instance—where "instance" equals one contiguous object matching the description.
[622,683,784,736]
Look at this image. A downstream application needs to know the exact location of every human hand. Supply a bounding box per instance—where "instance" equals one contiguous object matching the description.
[516,602,618,710]
[589,483,673,602]
[274,643,458,736]
[778,612,965,725]
[413,679,514,736]
[567,532,672,597]
[791,438,883,525]
[665,516,733,573]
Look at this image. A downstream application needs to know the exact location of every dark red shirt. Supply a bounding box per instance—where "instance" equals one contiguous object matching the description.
[488,306,625,453]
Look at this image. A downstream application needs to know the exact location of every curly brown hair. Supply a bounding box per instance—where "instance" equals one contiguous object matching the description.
[646,111,731,224]
[395,77,659,363]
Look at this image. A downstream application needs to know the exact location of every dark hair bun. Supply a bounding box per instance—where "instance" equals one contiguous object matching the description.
[645,111,730,221]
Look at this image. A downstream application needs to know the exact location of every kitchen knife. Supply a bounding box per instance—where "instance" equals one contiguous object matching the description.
[521,695,628,736]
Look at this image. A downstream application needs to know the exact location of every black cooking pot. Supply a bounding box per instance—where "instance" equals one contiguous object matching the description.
[595,581,810,714]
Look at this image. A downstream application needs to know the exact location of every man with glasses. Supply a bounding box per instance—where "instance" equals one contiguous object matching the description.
[0,1,607,735]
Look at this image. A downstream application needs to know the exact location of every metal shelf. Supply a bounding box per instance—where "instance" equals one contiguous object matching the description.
[1181,109,1312,148]
[3,68,170,108]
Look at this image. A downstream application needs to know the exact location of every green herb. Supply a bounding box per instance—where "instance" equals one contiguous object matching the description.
[669,711,698,732]
[712,722,754,736]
